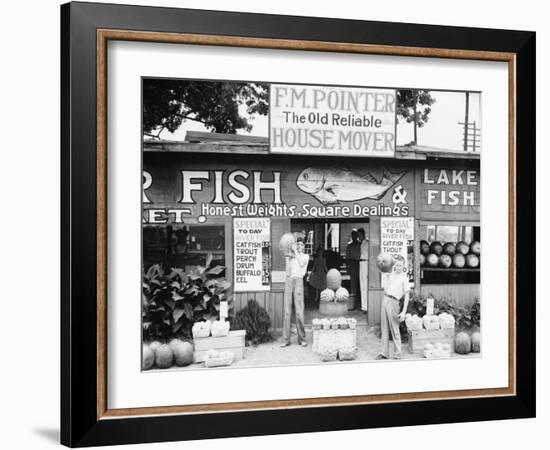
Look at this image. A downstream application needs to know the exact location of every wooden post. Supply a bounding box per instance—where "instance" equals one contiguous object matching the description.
[463,92,470,151]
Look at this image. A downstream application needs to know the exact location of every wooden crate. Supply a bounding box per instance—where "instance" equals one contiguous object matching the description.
[407,328,455,354]
[193,330,246,363]
[319,301,348,317]
[313,328,357,353]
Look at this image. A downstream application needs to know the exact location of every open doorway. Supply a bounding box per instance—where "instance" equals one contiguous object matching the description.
[290,219,370,324]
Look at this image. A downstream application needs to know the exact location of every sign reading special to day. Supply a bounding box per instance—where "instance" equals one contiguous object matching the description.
[380,217,414,282]
[233,218,272,292]
[269,84,397,157]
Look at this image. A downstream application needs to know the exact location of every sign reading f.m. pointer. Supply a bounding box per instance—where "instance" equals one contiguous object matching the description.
[269,84,396,157]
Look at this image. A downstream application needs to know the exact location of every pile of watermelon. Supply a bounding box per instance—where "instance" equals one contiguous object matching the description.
[420,239,480,269]
[142,339,194,370]
[320,269,350,303]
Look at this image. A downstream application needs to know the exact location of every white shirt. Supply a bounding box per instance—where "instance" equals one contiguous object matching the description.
[287,253,309,278]
[360,240,369,260]
[383,271,410,300]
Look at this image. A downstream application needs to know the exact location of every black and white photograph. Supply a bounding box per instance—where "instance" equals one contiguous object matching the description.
[141,78,481,370]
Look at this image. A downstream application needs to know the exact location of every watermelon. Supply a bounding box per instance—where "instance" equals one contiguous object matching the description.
[456,241,470,255]
[455,332,472,354]
[149,341,162,352]
[471,331,481,353]
[466,254,479,268]
[470,241,481,256]
[173,341,194,366]
[443,242,456,256]
[326,268,342,290]
[155,344,174,369]
[452,253,466,268]
[142,344,155,370]
[320,288,336,302]
[439,254,452,268]
[426,253,439,267]
[376,253,395,273]
[279,232,295,255]
[430,241,443,256]
[420,240,430,255]
[169,338,184,352]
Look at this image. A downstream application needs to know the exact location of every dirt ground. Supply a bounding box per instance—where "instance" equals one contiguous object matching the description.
[170,324,477,371]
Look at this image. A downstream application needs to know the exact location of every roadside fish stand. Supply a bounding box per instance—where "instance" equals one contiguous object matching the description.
[142,84,481,360]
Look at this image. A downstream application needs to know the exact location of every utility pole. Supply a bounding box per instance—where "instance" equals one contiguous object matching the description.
[463,92,470,151]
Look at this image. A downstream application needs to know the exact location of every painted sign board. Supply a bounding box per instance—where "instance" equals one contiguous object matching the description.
[142,155,413,224]
[270,84,396,157]
[233,217,271,292]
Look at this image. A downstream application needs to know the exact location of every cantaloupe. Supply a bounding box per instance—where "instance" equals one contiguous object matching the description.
[142,344,155,370]
[326,269,342,290]
[455,332,472,354]
[471,331,481,353]
[155,344,174,369]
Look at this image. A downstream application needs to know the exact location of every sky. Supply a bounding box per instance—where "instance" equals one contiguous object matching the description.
[153,89,481,153]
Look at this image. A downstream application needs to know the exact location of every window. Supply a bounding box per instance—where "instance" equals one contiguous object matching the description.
[420,224,480,285]
[143,224,225,274]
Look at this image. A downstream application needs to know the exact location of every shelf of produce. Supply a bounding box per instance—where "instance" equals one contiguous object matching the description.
[421,267,480,272]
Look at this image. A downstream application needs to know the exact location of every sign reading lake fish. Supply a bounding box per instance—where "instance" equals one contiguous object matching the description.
[270,84,397,157]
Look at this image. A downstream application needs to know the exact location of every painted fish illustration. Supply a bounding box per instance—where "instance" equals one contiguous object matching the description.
[296,167,405,205]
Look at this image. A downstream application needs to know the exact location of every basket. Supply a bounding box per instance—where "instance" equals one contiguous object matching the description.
[205,352,234,368]
[192,328,211,339]
[319,349,338,362]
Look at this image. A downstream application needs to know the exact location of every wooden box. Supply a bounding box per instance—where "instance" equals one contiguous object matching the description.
[319,301,348,317]
[193,330,246,363]
[313,328,357,353]
[407,328,455,354]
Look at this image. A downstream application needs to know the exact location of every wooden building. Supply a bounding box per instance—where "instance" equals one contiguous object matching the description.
[143,132,480,328]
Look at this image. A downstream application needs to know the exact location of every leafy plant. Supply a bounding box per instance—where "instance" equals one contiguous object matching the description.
[142,261,232,342]
[231,299,273,346]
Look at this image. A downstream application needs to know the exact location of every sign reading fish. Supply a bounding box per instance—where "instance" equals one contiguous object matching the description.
[270,83,396,157]
[142,157,413,223]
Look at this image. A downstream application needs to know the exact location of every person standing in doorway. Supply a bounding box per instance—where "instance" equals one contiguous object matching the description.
[345,230,361,309]
[308,245,328,301]
[357,228,369,313]
[281,237,310,348]
[376,255,410,360]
